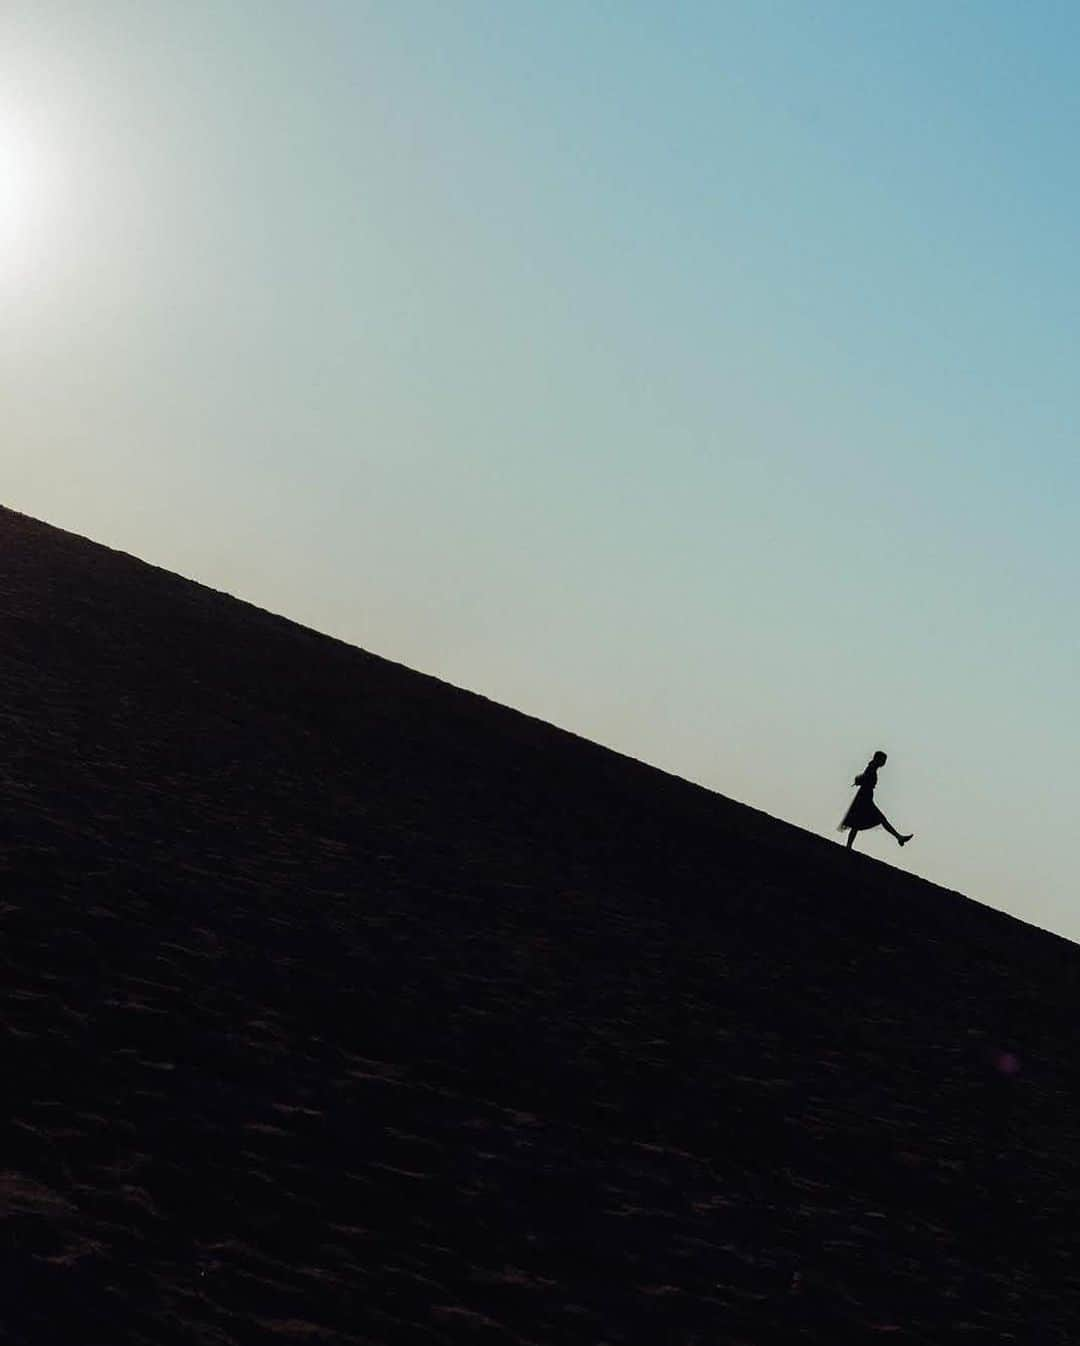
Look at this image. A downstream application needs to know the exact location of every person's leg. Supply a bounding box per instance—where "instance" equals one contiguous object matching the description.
[845,827,856,849]
[879,815,913,846]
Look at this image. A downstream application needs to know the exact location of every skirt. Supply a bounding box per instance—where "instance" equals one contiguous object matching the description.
[840,790,884,832]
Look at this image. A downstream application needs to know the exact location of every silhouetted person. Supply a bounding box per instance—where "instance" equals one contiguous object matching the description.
[840,750,913,850]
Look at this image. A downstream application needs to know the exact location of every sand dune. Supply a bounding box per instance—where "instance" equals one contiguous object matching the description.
[2,504,1078,1343]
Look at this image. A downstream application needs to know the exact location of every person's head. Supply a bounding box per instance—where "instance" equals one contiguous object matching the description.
[871,750,888,767]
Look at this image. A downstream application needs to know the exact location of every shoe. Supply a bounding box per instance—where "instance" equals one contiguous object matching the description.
[898,834,914,846]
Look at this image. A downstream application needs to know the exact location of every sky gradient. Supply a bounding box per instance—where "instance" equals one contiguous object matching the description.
[4,3,1080,937]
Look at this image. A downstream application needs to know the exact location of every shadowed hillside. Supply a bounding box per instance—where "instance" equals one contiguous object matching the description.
[2,503,1078,1344]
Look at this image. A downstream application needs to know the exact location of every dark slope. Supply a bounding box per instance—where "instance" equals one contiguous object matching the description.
[1,503,1077,1345]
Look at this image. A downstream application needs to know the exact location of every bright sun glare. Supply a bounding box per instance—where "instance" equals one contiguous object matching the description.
[0,109,59,279]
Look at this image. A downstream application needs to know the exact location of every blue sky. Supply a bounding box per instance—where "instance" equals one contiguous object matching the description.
[4,3,1080,936]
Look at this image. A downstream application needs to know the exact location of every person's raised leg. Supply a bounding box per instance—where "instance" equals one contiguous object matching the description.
[880,815,914,846]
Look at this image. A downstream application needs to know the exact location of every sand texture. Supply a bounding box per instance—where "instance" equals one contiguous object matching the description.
[1,505,1078,1343]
